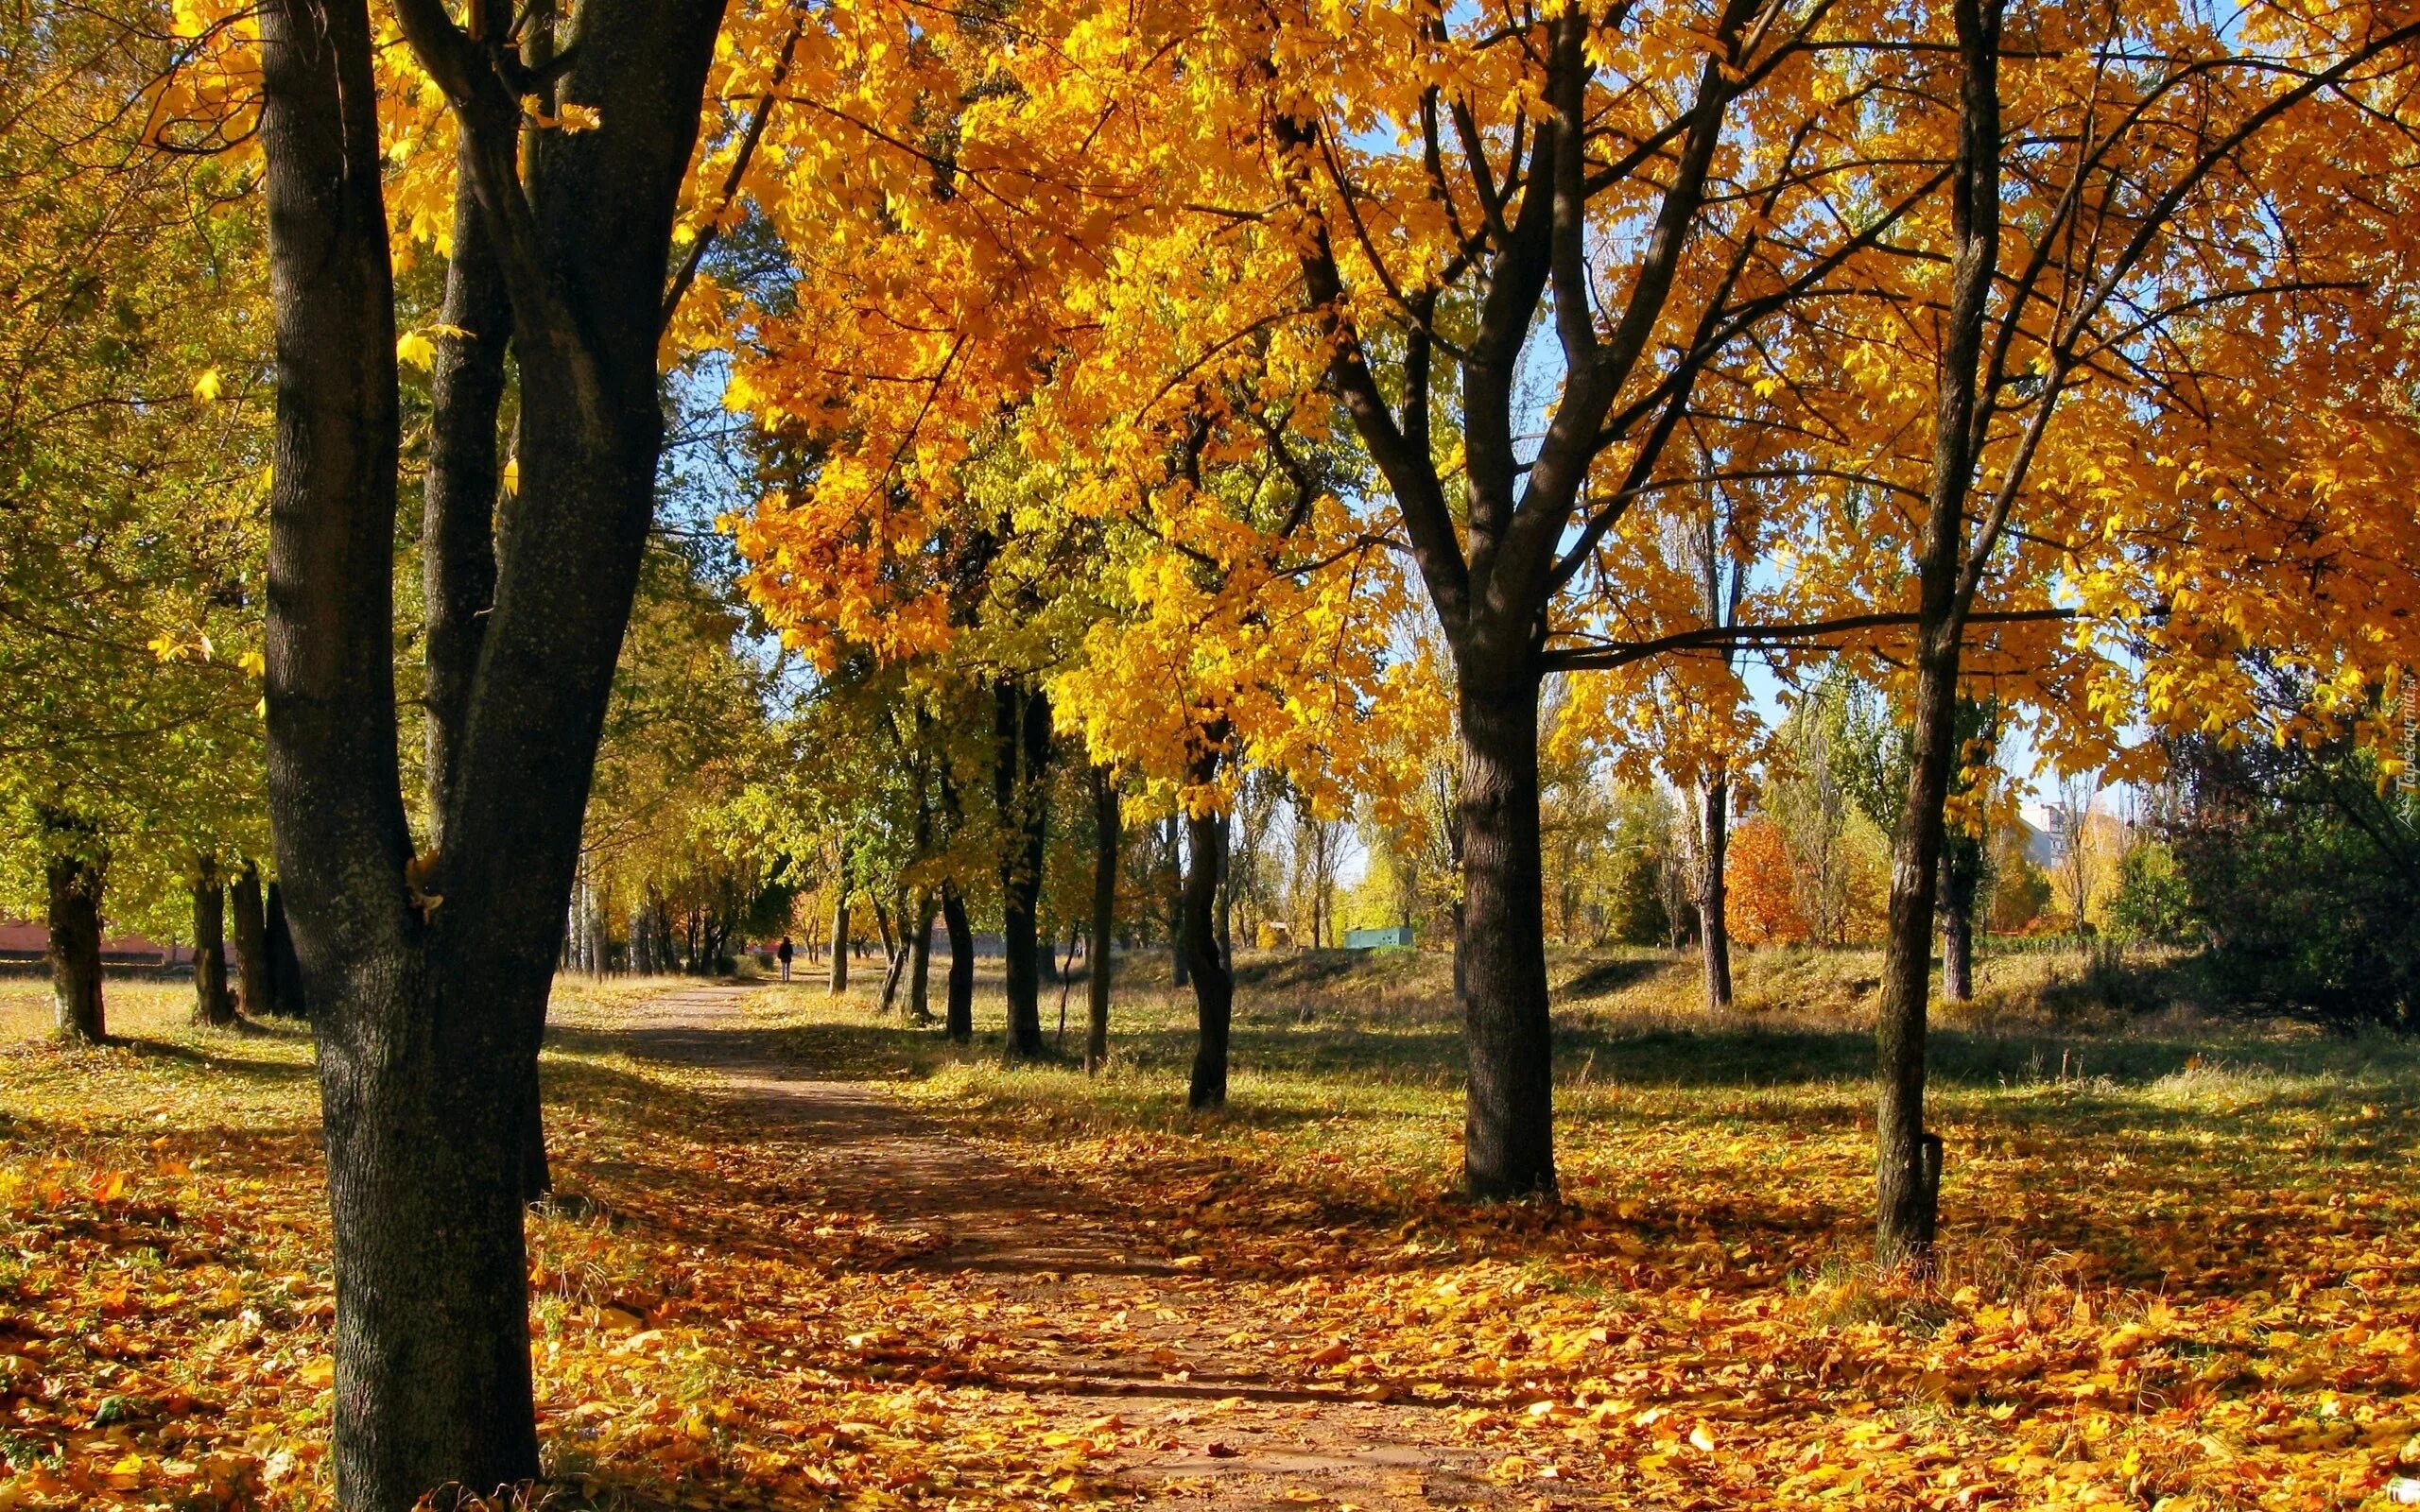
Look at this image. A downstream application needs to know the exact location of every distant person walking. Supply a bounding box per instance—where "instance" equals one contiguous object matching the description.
[777,936,794,983]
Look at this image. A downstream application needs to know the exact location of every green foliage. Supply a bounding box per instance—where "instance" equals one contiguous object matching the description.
[2104,840,2194,946]
[2163,736,2420,1028]
[0,2,270,932]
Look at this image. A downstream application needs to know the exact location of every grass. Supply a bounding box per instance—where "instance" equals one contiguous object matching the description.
[2,946,2416,1510]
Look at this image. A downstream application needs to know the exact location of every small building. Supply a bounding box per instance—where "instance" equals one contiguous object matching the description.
[1342,924,1413,951]
[0,918,194,971]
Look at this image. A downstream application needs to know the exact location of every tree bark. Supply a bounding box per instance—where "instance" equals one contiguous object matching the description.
[230,859,273,1019]
[907,891,937,1023]
[872,897,898,966]
[827,885,850,994]
[1876,0,2001,1273]
[942,885,975,1043]
[997,682,1050,1061]
[1087,765,1118,1073]
[1941,833,1982,1005]
[876,901,910,1014]
[421,135,509,825]
[257,0,723,1502]
[1458,678,1556,1199]
[46,843,105,1044]
[1215,812,1233,968]
[1182,752,1233,1109]
[265,880,305,1019]
[1699,770,1734,1013]
[1167,813,1190,988]
[191,857,235,1027]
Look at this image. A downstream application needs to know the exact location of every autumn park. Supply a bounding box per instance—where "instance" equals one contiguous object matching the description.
[9,0,2420,1505]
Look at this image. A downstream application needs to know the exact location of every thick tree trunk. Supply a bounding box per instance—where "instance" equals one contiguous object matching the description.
[1182,768,1233,1109]
[1087,765,1118,1073]
[1457,678,1556,1199]
[1215,813,1233,967]
[1699,771,1734,1013]
[907,892,937,1023]
[514,1057,552,1205]
[266,881,305,1019]
[230,860,273,1019]
[997,682,1050,1061]
[942,885,975,1043]
[192,858,235,1027]
[258,0,723,1500]
[46,846,106,1044]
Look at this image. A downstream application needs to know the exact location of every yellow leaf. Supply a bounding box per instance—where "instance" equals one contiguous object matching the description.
[396,331,438,369]
[191,368,223,402]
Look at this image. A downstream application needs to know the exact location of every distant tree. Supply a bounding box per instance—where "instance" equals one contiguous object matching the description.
[1988,821,2054,935]
[2161,734,2420,1027]
[2106,840,2194,946]
[0,0,269,1040]
[1725,817,1809,948]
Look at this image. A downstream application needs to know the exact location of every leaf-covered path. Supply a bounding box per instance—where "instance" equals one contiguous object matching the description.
[606,982,1540,1509]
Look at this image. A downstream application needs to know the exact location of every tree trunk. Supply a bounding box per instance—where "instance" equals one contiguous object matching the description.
[46,844,106,1044]
[420,132,509,823]
[1167,813,1189,988]
[942,885,975,1043]
[257,0,723,1498]
[877,903,910,1014]
[1941,833,1981,1005]
[873,898,899,967]
[1448,807,1467,1001]
[1877,642,1959,1270]
[230,860,273,1018]
[1876,0,2001,1273]
[1182,748,1233,1109]
[192,857,235,1027]
[1087,764,1118,1073]
[907,892,937,1023]
[827,886,851,994]
[515,1057,552,1205]
[1699,770,1734,1013]
[1215,812,1233,968]
[265,880,305,1019]
[997,682,1050,1061]
[1457,678,1556,1199]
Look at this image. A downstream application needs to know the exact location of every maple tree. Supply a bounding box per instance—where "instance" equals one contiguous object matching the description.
[1720,816,1807,947]
[1712,0,2420,1265]
[0,0,271,1046]
[177,0,735,1495]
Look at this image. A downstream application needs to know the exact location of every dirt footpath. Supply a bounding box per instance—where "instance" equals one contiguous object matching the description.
[601,984,1559,1509]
